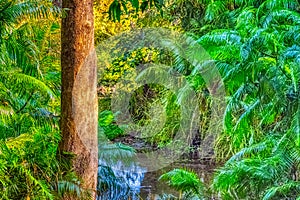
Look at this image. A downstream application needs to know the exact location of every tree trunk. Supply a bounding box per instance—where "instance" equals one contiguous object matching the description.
[60,0,98,198]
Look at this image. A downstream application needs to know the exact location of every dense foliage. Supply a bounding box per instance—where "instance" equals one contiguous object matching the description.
[0,0,60,138]
[103,0,300,199]
[159,0,300,199]
[1,0,300,199]
[0,1,87,199]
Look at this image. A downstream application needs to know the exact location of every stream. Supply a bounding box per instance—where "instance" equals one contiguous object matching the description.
[97,136,216,200]
[98,158,215,200]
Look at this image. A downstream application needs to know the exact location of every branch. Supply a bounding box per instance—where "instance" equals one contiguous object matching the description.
[16,91,34,114]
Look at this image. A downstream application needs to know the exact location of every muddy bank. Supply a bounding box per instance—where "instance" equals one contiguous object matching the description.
[112,134,215,162]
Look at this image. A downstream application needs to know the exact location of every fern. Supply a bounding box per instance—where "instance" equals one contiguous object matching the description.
[159,168,205,198]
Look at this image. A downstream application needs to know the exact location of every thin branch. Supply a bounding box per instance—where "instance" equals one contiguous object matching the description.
[16,91,34,114]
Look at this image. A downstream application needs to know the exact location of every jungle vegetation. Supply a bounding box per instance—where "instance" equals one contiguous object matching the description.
[0,0,299,199]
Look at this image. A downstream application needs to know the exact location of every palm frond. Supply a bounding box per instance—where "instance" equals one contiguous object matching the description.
[204,0,227,22]
[263,181,300,200]
[261,0,300,11]
[198,30,242,46]
[235,6,258,31]
[159,168,205,196]
[0,71,54,97]
[262,9,300,28]
[227,134,277,163]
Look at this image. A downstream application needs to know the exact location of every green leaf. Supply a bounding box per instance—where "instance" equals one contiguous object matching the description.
[141,1,149,12]
[131,0,139,12]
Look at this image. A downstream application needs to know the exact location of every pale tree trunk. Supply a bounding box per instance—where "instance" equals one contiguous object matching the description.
[60,0,98,199]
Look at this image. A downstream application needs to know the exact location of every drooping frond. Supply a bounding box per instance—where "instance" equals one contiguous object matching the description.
[0,0,60,30]
[235,6,258,31]
[263,181,300,200]
[0,71,53,97]
[234,0,259,7]
[260,0,300,11]
[227,134,278,162]
[204,0,227,22]
[198,30,242,46]
[159,168,205,196]
[262,9,300,28]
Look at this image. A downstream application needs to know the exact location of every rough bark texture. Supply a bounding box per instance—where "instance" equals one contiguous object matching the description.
[60,0,98,198]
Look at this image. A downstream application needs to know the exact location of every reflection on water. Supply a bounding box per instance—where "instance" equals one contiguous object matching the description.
[97,158,215,200]
[97,160,146,200]
[97,135,215,199]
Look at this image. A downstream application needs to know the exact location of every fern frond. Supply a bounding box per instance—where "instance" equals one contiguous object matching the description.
[198,30,242,46]
[159,168,204,196]
[204,0,227,22]
[263,181,300,200]
[262,10,300,28]
[261,0,300,11]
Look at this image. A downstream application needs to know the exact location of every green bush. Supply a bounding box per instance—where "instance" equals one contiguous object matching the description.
[99,110,125,140]
[0,128,88,199]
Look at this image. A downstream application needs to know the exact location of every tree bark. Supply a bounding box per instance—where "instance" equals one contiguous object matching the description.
[60,0,98,198]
